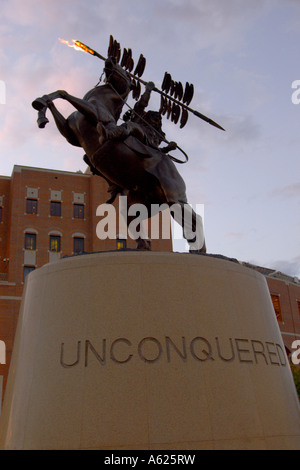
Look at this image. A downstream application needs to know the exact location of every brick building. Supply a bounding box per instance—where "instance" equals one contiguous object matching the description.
[0,164,172,408]
[0,164,299,411]
[243,263,300,358]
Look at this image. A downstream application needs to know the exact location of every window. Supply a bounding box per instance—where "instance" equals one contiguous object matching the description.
[73,203,84,219]
[271,294,283,322]
[0,206,2,222]
[297,300,300,317]
[50,201,61,217]
[24,233,36,250]
[26,198,38,214]
[49,235,61,252]
[73,237,84,254]
[23,266,35,281]
[116,238,127,250]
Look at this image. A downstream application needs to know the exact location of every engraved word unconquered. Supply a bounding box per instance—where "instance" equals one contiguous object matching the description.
[60,335,287,368]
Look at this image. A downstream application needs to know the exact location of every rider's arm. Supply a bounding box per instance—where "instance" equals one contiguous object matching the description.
[133,82,155,115]
[160,141,177,153]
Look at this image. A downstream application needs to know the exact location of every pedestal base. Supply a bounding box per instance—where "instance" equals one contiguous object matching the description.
[0,252,299,449]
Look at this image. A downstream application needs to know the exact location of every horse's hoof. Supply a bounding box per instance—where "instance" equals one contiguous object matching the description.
[37,116,49,129]
[136,240,151,250]
[32,97,48,111]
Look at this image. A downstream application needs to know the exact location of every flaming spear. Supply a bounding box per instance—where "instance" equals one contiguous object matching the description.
[59,38,225,132]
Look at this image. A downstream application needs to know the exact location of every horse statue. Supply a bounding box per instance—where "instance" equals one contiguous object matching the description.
[32,55,206,252]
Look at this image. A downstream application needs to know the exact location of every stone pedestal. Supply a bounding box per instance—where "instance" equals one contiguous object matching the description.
[0,252,299,449]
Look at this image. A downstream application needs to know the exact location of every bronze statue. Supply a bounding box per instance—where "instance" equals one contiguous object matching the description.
[32,37,224,252]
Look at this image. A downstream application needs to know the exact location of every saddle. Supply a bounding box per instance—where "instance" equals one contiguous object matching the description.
[123,136,163,164]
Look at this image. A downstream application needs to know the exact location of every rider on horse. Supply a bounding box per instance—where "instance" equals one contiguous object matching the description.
[94,81,178,203]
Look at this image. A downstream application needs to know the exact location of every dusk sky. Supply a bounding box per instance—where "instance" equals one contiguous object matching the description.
[0,0,299,277]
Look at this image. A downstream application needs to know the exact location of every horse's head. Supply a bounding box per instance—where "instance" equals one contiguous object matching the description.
[104,57,132,97]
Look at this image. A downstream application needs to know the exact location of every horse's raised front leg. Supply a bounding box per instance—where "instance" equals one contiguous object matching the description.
[57,90,99,125]
[46,99,80,147]
[32,90,99,129]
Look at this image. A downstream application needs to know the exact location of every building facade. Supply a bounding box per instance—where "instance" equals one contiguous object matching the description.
[243,263,300,358]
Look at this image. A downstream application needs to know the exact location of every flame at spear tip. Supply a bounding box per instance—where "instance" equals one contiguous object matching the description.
[58,38,104,59]
[58,38,85,52]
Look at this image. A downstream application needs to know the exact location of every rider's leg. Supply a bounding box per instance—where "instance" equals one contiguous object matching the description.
[121,121,145,141]
[97,121,130,145]
[97,121,145,145]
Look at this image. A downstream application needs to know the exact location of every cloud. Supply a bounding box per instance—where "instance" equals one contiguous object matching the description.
[226,231,245,240]
[272,182,300,199]
[221,114,261,144]
[154,0,269,56]
[268,255,300,279]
